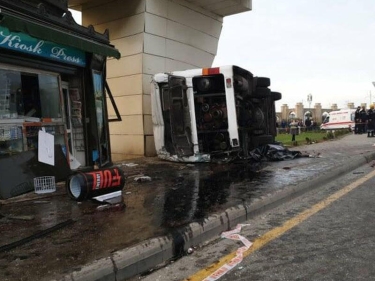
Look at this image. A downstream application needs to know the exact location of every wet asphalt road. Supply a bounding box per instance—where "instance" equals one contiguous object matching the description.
[219,167,375,281]
[0,157,284,281]
[1,132,375,281]
[136,156,375,281]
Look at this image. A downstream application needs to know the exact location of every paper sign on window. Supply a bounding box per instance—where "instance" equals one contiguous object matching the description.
[38,129,55,166]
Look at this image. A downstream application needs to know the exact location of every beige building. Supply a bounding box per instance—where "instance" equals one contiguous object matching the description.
[278,102,362,124]
[68,0,252,161]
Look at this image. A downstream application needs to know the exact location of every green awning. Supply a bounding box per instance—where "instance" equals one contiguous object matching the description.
[0,13,121,59]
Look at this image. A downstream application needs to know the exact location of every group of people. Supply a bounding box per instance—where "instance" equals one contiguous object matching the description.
[279,118,316,131]
[277,118,317,142]
[354,105,375,137]
[288,118,315,142]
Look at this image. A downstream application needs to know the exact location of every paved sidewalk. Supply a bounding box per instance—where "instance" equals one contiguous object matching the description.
[59,133,375,281]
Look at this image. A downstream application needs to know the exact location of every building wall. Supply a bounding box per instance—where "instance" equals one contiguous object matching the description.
[81,0,223,161]
[295,102,303,120]
[278,103,362,124]
[314,103,322,122]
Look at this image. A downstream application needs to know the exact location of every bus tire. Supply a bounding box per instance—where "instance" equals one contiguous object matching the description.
[254,87,271,97]
[255,77,271,87]
[271,91,282,101]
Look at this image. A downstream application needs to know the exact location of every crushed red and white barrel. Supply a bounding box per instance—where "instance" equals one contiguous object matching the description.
[66,167,126,201]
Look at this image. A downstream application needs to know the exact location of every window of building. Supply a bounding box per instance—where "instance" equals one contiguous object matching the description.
[0,64,61,120]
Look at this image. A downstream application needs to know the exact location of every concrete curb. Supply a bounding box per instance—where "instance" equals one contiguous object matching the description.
[60,152,375,281]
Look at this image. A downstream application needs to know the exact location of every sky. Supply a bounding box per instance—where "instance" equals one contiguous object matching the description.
[212,0,375,111]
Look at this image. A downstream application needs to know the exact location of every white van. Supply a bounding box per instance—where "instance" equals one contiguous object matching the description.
[151,65,281,163]
[320,109,356,130]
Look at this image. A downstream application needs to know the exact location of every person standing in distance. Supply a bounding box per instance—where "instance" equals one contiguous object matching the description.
[360,106,367,134]
[354,106,361,134]
[290,119,298,143]
[367,104,375,137]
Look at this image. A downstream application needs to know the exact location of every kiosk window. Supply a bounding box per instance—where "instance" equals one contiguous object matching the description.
[0,67,61,120]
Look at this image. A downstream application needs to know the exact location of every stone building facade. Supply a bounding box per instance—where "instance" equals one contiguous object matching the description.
[277,102,367,124]
[68,0,252,161]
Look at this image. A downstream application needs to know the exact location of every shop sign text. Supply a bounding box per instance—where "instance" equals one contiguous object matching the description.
[0,26,86,67]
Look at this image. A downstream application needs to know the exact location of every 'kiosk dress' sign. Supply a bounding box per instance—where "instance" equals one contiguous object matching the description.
[0,26,86,67]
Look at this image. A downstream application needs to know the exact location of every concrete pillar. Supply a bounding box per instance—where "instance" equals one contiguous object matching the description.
[331,103,338,111]
[295,102,303,120]
[280,104,289,122]
[81,0,223,161]
[347,102,355,109]
[314,103,322,124]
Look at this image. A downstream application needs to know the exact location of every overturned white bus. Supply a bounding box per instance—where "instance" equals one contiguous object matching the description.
[151,65,282,163]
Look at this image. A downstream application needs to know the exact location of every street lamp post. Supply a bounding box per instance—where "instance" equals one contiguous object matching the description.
[307,93,312,121]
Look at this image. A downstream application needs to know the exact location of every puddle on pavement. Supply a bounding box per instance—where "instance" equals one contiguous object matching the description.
[0,160,287,281]
[142,162,273,228]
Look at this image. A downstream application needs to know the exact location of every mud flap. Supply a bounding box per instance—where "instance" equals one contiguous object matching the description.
[168,76,194,157]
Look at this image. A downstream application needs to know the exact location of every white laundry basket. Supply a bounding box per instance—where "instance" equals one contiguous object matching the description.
[34,176,56,194]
